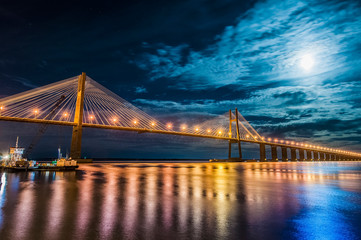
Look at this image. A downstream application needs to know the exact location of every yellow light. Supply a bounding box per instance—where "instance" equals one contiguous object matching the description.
[167,123,172,129]
[34,109,39,114]
[305,144,309,147]
[113,118,117,122]
[268,138,272,141]
[286,141,289,144]
[151,122,155,126]
[195,128,199,132]
[254,136,258,139]
[296,143,299,146]
[246,134,250,138]
[133,120,137,124]
[261,137,265,140]
[274,138,278,142]
[90,115,94,119]
[291,141,295,145]
[207,129,211,133]
[0,106,3,110]
[218,131,222,134]
[280,140,284,143]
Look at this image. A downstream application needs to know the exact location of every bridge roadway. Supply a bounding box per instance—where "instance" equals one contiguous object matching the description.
[0,115,360,161]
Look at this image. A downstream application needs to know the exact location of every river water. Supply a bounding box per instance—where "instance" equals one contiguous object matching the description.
[0,162,361,240]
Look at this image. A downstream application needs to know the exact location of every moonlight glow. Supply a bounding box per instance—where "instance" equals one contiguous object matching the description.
[299,53,315,71]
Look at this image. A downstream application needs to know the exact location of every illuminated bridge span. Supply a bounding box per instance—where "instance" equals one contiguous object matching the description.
[0,73,360,161]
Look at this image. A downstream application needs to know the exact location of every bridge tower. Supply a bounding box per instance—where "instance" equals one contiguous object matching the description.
[228,108,242,161]
[70,72,86,159]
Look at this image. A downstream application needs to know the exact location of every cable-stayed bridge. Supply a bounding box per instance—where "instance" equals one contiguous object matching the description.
[0,73,360,161]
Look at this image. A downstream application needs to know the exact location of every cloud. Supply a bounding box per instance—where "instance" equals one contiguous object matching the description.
[136,0,361,90]
[135,86,148,94]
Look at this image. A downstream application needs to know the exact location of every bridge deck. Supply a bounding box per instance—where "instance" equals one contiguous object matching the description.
[0,115,352,157]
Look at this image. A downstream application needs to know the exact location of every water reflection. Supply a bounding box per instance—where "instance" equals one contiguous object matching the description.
[0,162,360,239]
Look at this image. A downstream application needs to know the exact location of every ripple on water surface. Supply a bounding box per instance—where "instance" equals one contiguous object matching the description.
[0,162,361,240]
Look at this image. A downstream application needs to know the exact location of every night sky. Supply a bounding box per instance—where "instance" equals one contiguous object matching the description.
[1,0,361,159]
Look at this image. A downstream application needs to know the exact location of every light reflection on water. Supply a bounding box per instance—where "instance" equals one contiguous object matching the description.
[0,162,361,240]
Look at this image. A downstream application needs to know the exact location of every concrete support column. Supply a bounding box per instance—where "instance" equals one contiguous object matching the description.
[259,143,266,162]
[70,72,86,159]
[319,152,325,161]
[336,155,340,161]
[271,146,278,161]
[291,148,297,161]
[325,153,330,161]
[314,151,319,161]
[299,149,305,161]
[306,150,312,161]
[281,147,288,162]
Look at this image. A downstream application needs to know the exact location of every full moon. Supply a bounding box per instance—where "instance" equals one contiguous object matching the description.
[299,53,315,71]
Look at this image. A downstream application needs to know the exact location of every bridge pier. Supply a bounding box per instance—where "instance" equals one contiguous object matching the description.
[299,149,305,161]
[306,150,312,161]
[259,143,266,162]
[70,72,86,159]
[291,148,297,161]
[281,147,288,162]
[313,151,319,161]
[325,153,330,161]
[271,146,278,161]
[319,152,325,161]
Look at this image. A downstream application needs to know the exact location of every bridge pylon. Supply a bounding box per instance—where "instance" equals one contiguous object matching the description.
[228,108,242,161]
[70,72,86,159]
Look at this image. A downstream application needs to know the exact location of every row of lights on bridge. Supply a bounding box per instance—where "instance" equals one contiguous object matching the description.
[1,107,359,156]
[261,137,361,156]
[109,118,225,135]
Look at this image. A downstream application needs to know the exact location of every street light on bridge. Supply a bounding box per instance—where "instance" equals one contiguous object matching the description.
[34,109,39,118]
